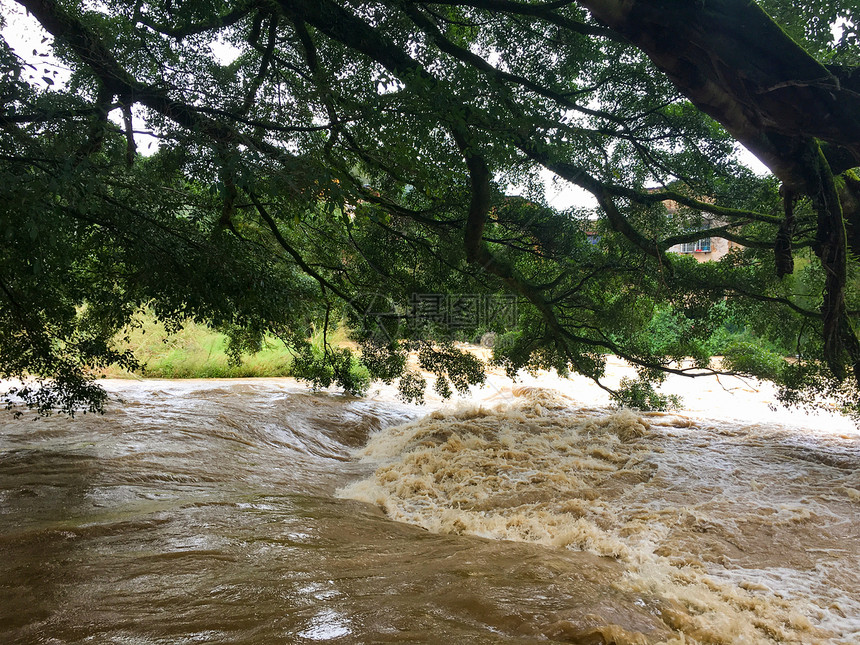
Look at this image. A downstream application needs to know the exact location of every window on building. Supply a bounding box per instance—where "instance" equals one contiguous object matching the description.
[679,238,711,253]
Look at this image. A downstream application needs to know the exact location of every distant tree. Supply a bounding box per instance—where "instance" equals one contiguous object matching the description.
[1,0,858,416]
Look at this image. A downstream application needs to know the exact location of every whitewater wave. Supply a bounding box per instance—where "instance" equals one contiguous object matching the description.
[339,387,860,644]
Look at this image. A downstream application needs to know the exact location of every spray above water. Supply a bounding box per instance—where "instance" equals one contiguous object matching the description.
[339,386,860,644]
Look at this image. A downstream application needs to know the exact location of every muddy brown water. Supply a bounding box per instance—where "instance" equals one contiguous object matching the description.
[1,380,858,644]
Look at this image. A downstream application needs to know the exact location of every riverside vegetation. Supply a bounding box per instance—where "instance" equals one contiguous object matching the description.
[101,314,295,379]
[102,307,795,415]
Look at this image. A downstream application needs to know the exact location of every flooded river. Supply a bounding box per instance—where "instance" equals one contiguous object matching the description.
[1,376,858,644]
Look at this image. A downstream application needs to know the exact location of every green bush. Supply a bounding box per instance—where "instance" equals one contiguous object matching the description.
[720,340,786,380]
[611,377,682,411]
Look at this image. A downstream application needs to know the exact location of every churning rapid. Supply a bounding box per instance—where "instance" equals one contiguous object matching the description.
[1,376,858,644]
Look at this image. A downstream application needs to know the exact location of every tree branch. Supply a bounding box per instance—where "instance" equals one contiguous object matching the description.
[415,0,625,42]
[246,191,351,302]
[135,2,257,39]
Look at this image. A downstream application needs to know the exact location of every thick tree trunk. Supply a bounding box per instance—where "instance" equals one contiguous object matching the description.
[577,0,860,190]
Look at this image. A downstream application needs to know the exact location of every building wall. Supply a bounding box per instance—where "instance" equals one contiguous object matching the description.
[658,195,740,262]
[668,236,739,262]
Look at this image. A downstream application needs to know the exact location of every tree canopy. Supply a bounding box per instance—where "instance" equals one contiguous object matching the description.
[1,0,859,416]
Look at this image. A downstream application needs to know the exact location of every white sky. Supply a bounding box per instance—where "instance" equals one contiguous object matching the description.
[1,2,72,89]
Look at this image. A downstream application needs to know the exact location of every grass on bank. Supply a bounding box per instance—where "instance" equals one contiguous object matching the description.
[102,316,294,379]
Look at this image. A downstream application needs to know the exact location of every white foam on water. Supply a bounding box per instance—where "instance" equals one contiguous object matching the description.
[339,385,860,644]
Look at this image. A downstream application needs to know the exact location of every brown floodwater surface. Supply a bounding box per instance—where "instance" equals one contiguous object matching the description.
[1,378,858,644]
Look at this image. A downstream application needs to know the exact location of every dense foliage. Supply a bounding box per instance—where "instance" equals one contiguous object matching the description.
[1,0,858,416]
